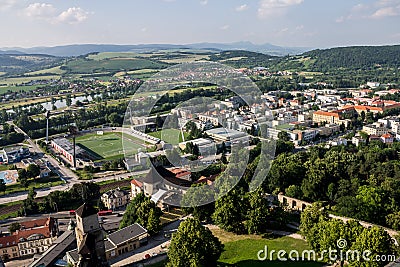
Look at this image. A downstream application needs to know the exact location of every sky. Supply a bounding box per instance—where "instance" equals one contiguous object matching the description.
[0,0,399,49]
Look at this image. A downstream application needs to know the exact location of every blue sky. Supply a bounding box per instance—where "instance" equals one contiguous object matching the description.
[0,0,399,48]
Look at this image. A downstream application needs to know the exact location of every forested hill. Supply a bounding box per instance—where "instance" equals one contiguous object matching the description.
[302,45,400,71]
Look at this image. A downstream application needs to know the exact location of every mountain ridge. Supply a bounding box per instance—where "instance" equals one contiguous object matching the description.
[0,42,310,57]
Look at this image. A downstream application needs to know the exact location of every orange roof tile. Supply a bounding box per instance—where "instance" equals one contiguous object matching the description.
[131,179,143,188]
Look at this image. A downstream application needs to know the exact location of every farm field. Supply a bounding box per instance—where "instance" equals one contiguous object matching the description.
[0,85,39,94]
[64,57,168,74]
[76,132,144,160]
[0,75,60,86]
[25,66,66,75]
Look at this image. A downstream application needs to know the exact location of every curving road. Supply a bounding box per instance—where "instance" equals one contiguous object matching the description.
[1,122,148,205]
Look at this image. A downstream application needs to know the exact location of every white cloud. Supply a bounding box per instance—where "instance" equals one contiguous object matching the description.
[0,0,16,11]
[258,0,304,18]
[141,27,147,32]
[200,0,208,6]
[236,4,248,12]
[24,3,56,19]
[220,24,230,30]
[338,0,400,22]
[371,6,399,18]
[335,16,345,23]
[56,7,90,24]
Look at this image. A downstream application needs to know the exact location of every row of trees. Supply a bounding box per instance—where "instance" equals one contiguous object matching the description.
[262,141,400,228]
[300,203,397,267]
[19,182,101,216]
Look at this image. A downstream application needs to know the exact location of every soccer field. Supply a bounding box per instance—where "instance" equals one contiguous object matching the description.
[76,132,144,160]
[148,129,189,145]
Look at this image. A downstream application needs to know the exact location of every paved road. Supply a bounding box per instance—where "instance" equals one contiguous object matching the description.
[1,122,149,205]
[0,169,147,205]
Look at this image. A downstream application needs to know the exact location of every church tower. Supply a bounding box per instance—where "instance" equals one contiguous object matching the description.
[74,203,108,267]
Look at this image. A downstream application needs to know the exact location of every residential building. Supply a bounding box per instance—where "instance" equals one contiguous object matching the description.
[101,188,130,210]
[17,217,58,258]
[167,168,192,182]
[352,136,366,147]
[381,134,394,144]
[313,111,341,124]
[362,123,389,136]
[105,223,148,259]
[131,179,144,198]
[293,129,319,142]
[0,217,58,261]
[0,235,19,262]
[198,115,220,127]
[0,147,30,164]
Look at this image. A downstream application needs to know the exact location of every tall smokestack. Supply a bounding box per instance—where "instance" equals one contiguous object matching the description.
[46,111,50,144]
[69,126,78,169]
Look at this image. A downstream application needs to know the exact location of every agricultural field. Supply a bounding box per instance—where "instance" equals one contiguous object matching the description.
[0,75,60,86]
[88,52,139,61]
[25,66,66,75]
[148,129,188,144]
[0,85,39,94]
[76,132,145,161]
[63,57,168,74]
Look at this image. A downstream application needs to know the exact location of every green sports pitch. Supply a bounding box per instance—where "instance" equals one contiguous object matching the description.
[76,132,144,160]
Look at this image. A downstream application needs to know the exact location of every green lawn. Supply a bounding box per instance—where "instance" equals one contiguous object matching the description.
[76,132,144,160]
[218,237,324,267]
[148,129,188,145]
[150,229,324,267]
[5,176,64,195]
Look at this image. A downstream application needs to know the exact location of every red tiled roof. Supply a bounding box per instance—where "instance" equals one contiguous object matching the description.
[17,227,52,241]
[314,111,340,118]
[131,179,143,188]
[0,235,18,248]
[381,134,393,139]
[20,217,51,230]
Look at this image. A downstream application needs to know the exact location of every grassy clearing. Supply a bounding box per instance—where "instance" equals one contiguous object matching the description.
[5,176,64,195]
[76,132,144,160]
[25,66,65,75]
[147,230,323,267]
[148,129,188,145]
[210,229,324,267]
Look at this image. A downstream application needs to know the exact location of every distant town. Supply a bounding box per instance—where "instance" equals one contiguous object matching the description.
[0,45,400,267]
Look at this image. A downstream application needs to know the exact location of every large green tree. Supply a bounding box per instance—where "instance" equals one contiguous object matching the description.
[167,218,223,267]
[212,189,247,234]
[119,193,162,235]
